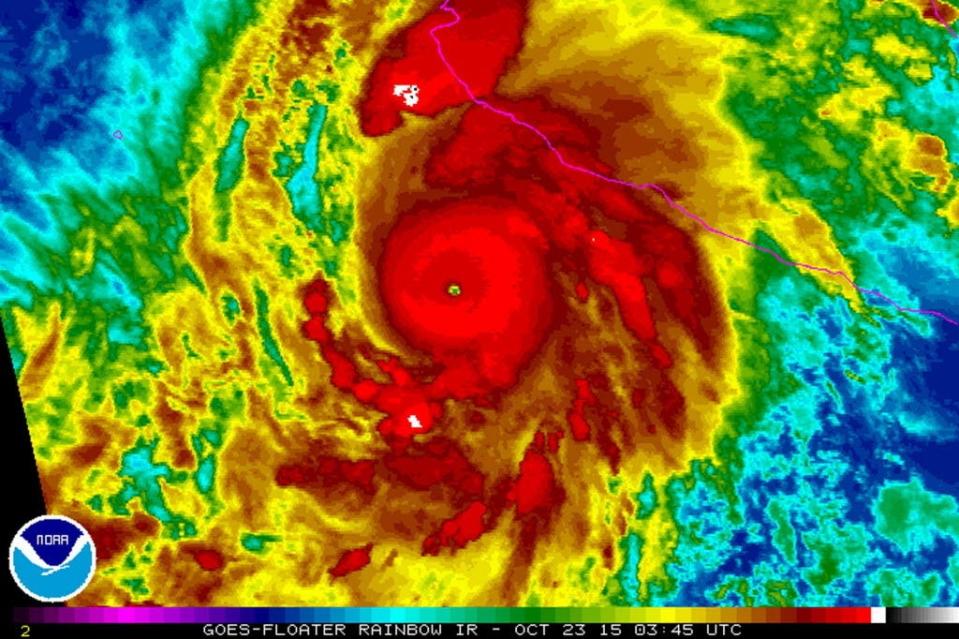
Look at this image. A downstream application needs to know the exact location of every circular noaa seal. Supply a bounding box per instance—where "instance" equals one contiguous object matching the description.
[9,515,96,602]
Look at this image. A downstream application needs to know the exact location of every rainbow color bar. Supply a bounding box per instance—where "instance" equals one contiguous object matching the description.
[13,607,885,624]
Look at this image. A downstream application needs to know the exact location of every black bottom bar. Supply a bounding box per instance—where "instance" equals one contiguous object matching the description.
[7,623,959,639]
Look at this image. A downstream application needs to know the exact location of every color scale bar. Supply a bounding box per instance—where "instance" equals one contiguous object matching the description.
[13,608,883,624]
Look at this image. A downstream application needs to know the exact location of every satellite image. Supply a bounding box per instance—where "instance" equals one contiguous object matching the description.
[1,0,958,607]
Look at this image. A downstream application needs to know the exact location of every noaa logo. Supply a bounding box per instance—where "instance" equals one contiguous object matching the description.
[9,515,96,602]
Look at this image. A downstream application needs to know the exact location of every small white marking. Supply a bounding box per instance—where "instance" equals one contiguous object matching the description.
[393,83,420,107]
[408,414,423,429]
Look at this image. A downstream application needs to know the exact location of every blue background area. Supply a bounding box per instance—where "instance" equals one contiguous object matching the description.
[21,518,86,566]
[12,540,94,600]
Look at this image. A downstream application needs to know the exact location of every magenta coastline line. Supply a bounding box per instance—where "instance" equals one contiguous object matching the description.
[931,0,958,38]
[424,0,958,327]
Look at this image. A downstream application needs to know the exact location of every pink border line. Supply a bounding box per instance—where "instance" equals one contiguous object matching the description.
[931,0,958,38]
[425,1,958,327]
